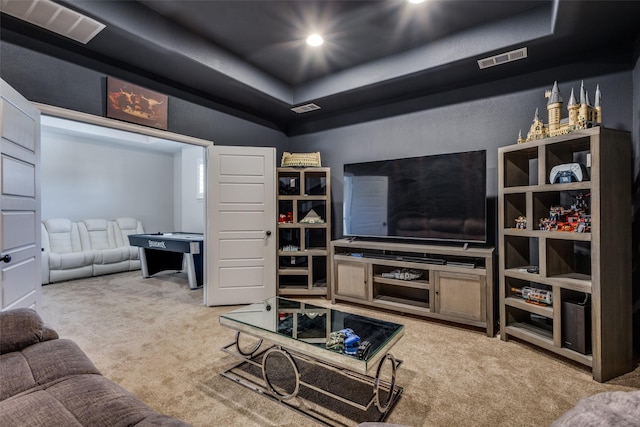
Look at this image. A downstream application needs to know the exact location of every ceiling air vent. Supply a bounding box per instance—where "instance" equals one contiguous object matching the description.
[477,47,527,70]
[0,0,106,44]
[291,103,321,114]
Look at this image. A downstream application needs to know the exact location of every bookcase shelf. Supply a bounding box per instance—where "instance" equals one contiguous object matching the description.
[276,167,331,297]
[498,127,633,382]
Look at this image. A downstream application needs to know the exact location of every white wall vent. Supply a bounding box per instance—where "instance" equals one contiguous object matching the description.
[477,47,528,69]
[0,0,106,44]
[291,103,321,114]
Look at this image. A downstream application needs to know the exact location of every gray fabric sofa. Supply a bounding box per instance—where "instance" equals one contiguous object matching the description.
[0,308,190,426]
[41,217,144,284]
[551,390,640,426]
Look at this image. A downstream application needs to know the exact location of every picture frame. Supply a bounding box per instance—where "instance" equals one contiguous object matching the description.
[106,77,168,130]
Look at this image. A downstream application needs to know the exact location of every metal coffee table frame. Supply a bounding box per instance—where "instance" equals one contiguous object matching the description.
[221,331,403,426]
[219,299,404,426]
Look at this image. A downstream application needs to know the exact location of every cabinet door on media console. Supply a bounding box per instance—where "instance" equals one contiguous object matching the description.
[434,271,486,323]
[334,261,369,301]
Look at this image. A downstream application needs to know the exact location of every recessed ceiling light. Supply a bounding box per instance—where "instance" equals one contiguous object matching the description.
[407,0,426,4]
[306,34,324,47]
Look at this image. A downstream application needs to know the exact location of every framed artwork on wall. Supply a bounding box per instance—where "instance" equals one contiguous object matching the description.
[106,77,168,130]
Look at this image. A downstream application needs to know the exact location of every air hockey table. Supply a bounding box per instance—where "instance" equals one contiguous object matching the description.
[128,232,203,289]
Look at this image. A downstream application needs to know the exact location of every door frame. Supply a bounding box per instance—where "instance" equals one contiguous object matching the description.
[34,103,214,303]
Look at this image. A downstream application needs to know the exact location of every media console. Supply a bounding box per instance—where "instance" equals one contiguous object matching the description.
[330,239,496,336]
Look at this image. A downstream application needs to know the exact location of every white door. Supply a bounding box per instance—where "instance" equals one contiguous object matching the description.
[206,146,276,306]
[1,79,42,311]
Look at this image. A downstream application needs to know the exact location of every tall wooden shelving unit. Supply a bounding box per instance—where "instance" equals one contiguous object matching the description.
[498,127,633,382]
[276,167,331,297]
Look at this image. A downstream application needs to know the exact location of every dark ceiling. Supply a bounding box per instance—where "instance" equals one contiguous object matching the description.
[2,0,640,136]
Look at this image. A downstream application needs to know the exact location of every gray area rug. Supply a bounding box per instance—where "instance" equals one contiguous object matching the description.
[39,271,640,426]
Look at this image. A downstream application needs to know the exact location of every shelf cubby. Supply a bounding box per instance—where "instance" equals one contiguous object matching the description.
[304,172,327,196]
[503,235,539,270]
[506,305,553,336]
[544,136,591,184]
[278,228,300,251]
[305,228,327,250]
[279,255,309,269]
[503,193,527,228]
[297,200,327,223]
[311,256,327,288]
[278,274,310,289]
[373,282,431,311]
[278,200,295,223]
[278,171,301,195]
[502,146,538,188]
[545,239,591,280]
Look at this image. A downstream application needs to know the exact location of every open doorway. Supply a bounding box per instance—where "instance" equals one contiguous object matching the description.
[40,111,209,299]
[37,104,277,307]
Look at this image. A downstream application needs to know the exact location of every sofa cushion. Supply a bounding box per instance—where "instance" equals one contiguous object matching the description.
[0,389,84,426]
[46,374,163,426]
[95,247,129,264]
[1,374,182,426]
[0,351,36,400]
[79,219,117,250]
[43,219,83,254]
[49,251,95,270]
[43,219,95,283]
[78,219,132,278]
[2,339,100,401]
[113,218,144,268]
[23,339,100,386]
[114,217,144,249]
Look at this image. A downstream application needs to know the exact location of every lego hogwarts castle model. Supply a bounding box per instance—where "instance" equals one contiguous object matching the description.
[517,81,602,143]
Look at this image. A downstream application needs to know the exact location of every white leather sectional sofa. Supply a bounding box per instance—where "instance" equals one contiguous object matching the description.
[41,218,144,285]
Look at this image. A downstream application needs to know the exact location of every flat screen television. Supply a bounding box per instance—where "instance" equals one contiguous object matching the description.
[343,150,487,243]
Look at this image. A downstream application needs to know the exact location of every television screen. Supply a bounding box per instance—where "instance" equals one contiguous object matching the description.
[343,150,487,243]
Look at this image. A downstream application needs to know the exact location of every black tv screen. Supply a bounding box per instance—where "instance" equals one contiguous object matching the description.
[343,150,487,243]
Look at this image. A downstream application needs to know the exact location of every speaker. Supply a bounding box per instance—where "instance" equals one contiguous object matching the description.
[562,299,591,354]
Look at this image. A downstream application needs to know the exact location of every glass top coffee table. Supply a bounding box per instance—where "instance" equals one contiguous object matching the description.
[219,297,404,426]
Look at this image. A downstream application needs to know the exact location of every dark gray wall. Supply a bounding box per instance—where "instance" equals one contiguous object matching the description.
[0,42,289,153]
[290,71,633,245]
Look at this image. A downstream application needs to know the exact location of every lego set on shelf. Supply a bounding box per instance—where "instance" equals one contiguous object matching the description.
[517,81,602,144]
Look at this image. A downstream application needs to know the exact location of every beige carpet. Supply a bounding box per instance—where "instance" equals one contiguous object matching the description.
[39,271,640,427]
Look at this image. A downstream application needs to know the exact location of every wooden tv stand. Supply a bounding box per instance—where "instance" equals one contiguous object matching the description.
[330,239,496,336]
